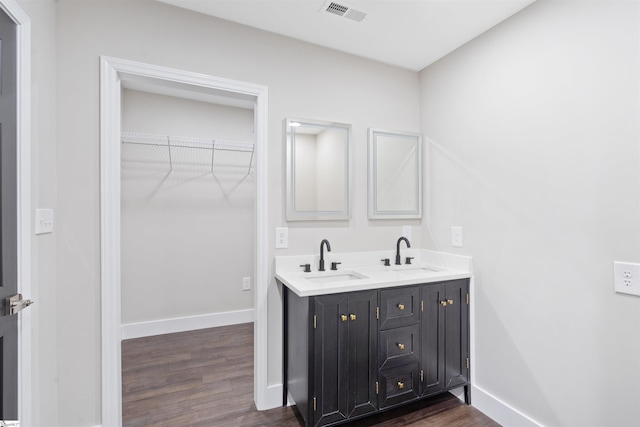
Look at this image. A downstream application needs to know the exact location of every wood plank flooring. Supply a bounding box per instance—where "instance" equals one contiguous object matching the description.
[122,323,500,427]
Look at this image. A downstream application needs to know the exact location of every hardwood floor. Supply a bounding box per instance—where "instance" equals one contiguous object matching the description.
[122,323,500,427]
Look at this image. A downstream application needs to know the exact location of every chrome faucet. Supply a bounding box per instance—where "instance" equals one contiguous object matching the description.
[319,239,332,271]
[395,237,410,265]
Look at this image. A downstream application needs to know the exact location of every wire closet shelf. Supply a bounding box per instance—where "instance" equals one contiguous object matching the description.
[121,131,255,175]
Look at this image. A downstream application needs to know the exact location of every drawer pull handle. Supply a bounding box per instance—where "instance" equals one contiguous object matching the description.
[440,300,448,307]
[397,343,405,350]
[350,314,357,321]
[397,381,404,389]
[447,299,454,305]
[341,314,348,322]
[397,303,405,310]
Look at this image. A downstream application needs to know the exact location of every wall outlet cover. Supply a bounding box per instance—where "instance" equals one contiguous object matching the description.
[402,225,412,241]
[451,226,463,248]
[614,261,640,296]
[275,227,288,249]
[242,277,251,291]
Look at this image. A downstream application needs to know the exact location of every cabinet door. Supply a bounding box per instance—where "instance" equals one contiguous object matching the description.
[346,290,379,419]
[313,293,349,426]
[313,291,378,426]
[444,280,469,389]
[420,283,445,396]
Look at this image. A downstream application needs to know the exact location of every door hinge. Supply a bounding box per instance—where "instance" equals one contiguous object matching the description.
[376,306,379,319]
[313,396,317,411]
[313,315,317,329]
[421,300,424,312]
[375,381,379,395]
[466,358,470,369]
[466,293,469,305]
[420,370,424,382]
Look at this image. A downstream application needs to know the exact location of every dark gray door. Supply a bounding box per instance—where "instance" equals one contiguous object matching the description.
[0,7,18,421]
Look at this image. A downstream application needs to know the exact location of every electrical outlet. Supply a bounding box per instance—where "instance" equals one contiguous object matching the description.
[451,226,463,248]
[402,225,412,241]
[242,277,251,291]
[35,208,54,235]
[614,261,640,296]
[275,227,288,248]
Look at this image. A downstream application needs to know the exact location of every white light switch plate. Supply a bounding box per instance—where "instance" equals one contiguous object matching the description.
[35,209,54,235]
[614,261,640,296]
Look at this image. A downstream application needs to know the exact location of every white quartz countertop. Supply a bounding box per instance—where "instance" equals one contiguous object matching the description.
[275,249,472,297]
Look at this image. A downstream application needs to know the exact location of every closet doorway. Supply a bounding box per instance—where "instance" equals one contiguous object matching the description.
[100,57,269,427]
[120,89,255,337]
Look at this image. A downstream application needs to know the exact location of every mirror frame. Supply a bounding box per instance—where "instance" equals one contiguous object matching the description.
[285,117,351,221]
[368,128,422,219]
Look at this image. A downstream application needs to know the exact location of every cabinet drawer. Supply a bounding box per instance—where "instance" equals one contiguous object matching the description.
[379,324,419,369]
[380,286,420,330]
[378,362,420,409]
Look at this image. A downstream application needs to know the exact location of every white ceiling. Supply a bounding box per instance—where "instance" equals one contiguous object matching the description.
[158,0,536,71]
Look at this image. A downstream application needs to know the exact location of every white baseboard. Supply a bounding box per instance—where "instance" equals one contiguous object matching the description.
[471,384,543,427]
[121,309,254,340]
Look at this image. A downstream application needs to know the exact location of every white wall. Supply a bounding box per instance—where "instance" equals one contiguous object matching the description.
[121,90,254,325]
[420,1,640,426]
[54,0,420,424]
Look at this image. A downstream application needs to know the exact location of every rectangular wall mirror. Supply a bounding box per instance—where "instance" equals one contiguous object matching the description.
[285,118,351,221]
[368,128,422,219]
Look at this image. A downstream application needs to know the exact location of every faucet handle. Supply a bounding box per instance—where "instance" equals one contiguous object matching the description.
[405,257,415,265]
[381,258,390,266]
[331,262,341,271]
[299,264,311,272]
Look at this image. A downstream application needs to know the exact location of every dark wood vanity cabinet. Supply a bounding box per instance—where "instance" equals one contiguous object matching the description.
[283,279,469,427]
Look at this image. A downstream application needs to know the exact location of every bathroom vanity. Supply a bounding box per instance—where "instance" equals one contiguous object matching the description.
[276,249,472,427]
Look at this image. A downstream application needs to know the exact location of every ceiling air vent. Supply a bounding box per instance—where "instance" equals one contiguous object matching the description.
[322,1,368,23]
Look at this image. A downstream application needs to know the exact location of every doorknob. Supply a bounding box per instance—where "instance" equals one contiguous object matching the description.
[6,294,34,316]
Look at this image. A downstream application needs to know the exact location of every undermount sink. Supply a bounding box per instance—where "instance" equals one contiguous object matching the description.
[305,271,368,284]
[392,265,441,275]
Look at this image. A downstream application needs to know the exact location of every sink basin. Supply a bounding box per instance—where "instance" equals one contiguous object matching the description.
[392,266,441,275]
[305,271,368,284]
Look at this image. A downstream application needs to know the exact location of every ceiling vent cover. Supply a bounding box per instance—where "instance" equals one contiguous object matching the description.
[322,1,367,23]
